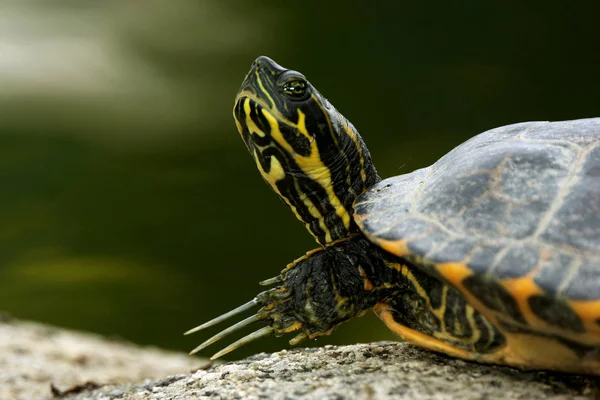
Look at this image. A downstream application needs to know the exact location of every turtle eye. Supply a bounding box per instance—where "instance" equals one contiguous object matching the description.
[282,79,308,100]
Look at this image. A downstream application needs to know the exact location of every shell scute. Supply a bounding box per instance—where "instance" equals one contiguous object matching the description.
[527,294,585,333]
[461,274,527,325]
[493,244,540,279]
[354,118,600,344]
[563,261,600,301]
[427,237,477,263]
[355,119,600,295]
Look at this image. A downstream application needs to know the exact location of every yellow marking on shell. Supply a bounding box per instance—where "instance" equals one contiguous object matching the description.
[435,262,539,332]
[497,256,597,341]
[504,333,585,371]
[435,262,473,286]
[500,258,600,344]
[498,266,600,344]
[435,261,600,348]
[372,243,600,366]
[500,333,588,372]
[376,238,410,258]
[375,304,477,360]
[261,107,351,242]
[569,300,600,336]
[501,276,545,329]
[376,303,600,374]
[433,261,507,342]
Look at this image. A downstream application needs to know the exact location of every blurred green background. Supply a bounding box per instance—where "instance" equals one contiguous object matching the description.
[0,1,599,360]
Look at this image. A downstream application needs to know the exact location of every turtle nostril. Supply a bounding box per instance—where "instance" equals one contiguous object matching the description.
[252,56,270,68]
[252,56,285,73]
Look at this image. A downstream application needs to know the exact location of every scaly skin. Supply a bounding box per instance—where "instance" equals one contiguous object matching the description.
[256,237,399,340]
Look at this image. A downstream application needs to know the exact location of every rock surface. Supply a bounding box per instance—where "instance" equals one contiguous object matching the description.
[1,316,598,400]
[0,315,203,400]
[62,343,598,400]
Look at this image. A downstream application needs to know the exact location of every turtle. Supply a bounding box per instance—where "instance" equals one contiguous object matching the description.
[186,56,600,374]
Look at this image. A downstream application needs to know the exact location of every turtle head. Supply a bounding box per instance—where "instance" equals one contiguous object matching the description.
[233,56,380,245]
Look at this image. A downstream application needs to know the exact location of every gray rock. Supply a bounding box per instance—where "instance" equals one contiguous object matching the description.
[0,316,202,400]
[44,346,600,400]
[1,316,597,400]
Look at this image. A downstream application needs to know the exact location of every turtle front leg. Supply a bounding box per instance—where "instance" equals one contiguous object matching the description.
[186,237,396,359]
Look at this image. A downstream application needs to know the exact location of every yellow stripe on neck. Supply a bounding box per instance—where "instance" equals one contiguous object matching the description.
[260,107,352,240]
[243,99,265,137]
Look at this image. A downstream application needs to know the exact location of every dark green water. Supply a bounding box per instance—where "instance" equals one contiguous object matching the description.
[0,1,599,359]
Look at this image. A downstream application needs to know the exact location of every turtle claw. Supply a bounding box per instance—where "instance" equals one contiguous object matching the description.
[184,273,284,338]
[186,245,374,359]
[188,314,262,355]
[259,275,283,286]
[289,332,308,346]
[185,283,300,359]
[210,326,275,360]
[184,297,259,335]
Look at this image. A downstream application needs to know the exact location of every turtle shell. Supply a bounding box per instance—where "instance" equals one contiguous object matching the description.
[354,118,600,346]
